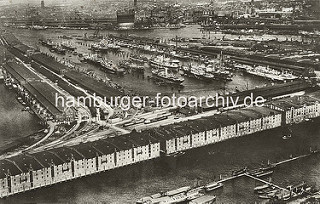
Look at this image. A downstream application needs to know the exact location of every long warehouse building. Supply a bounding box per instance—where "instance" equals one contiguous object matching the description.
[1,92,320,197]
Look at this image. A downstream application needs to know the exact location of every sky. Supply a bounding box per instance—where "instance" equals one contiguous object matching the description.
[0,0,218,7]
[0,0,88,6]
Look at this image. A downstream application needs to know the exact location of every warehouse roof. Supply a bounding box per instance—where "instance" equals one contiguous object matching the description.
[6,61,40,81]
[8,154,44,174]
[31,151,64,167]
[49,147,84,162]
[0,160,21,179]
[13,44,34,54]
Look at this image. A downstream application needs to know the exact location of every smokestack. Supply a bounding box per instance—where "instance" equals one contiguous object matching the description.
[41,0,44,8]
[134,0,137,7]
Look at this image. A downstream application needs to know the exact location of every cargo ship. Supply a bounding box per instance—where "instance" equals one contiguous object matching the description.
[151,68,184,85]
[61,42,76,51]
[245,65,298,82]
[182,65,215,81]
[150,55,180,70]
[182,63,232,81]
[90,43,109,53]
[130,54,148,64]
[81,54,124,75]
[107,43,121,51]
[49,45,66,55]
[120,61,144,73]
[39,39,54,48]
[91,40,121,52]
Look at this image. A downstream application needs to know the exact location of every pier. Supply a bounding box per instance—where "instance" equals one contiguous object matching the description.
[136,151,320,203]
[217,173,246,183]
[273,152,318,166]
[212,152,320,197]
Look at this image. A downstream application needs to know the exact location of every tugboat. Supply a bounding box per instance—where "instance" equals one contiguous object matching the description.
[151,68,184,85]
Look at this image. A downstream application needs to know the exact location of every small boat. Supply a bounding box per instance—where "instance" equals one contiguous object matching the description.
[257,186,276,194]
[259,164,276,172]
[304,118,313,122]
[166,151,185,158]
[256,170,273,178]
[258,189,278,199]
[136,186,191,204]
[204,182,223,192]
[189,195,216,204]
[22,107,30,111]
[186,187,204,201]
[28,109,35,115]
[266,189,279,197]
[282,134,292,140]
[254,184,271,192]
[287,181,307,191]
[250,170,274,178]
[258,194,272,199]
[282,126,292,140]
[165,186,191,196]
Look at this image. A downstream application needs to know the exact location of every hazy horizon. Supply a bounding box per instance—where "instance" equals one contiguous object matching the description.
[0,0,216,7]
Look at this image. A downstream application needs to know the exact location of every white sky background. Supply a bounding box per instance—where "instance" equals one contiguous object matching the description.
[0,0,93,6]
[0,0,212,7]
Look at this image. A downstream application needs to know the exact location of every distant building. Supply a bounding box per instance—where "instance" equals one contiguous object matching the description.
[41,0,44,9]
[255,9,292,19]
[117,9,135,29]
